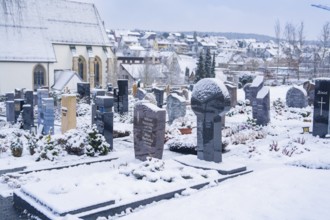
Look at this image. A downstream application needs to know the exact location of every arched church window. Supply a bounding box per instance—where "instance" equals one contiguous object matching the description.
[94,57,102,87]
[33,64,46,91]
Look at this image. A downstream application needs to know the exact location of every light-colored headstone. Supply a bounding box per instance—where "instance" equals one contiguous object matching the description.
[61,94,77,134]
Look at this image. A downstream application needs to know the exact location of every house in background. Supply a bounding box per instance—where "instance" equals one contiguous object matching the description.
[0,0,115,94]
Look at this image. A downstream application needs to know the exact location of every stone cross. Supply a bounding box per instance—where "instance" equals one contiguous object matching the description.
[191,78,231,163]
[133,101,166,161]
[313,78,330,138]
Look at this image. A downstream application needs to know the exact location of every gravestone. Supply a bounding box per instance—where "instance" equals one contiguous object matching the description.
[95,96,113,150]
[255,87,270,126]
[286,86,308,108]
[6,101,15,123]
[117,79,129,113]
[37,89,49,126]
[61,94,77,134]
[24,90,34,107]
[134,101,166,161]
[303,81,315,106]
[182,89,189,101]
[14,88,23,99]
[42,98,55,135]
[189,84,194,91]
[77,82,90,104]
[225,83,238,107]
[33,92,38,106]
[14,99,25,123]
[191,78,231,163]
[5,93,14,101]
[22,104,33,130]
[243,83,252,102]
[137,88,147,100]
[152,87,164,108]
[166,93,186,124]
[313,78,330,138]
[250,76,264,118]
[91,103,96,125]
[107,83,113,92]
[91,89,106,103]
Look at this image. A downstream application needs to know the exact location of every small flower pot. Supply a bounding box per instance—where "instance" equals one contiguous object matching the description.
[179,127,192,135]
[12,148,23,157]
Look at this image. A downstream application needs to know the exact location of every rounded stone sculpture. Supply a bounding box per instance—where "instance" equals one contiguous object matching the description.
[191,78,231,163]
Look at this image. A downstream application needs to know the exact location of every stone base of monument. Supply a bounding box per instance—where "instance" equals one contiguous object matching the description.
[174,155,247,175]
[14,167,252,220]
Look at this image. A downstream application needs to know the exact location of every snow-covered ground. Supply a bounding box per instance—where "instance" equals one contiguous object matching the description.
[1,85,330,220]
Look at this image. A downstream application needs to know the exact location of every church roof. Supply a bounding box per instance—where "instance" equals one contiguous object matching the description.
[0,0,110,62]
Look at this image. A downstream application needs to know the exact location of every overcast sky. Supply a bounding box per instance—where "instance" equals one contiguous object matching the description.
[84,0,329,40]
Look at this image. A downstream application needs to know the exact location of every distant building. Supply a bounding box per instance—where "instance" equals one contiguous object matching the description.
[0,0,115,93]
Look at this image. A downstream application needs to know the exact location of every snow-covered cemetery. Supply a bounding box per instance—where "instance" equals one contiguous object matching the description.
[1,0,330,220]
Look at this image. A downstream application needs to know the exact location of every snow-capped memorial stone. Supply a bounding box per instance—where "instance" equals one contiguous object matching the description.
[167,93,186,124]
[137,88,147,100]
[22,104,33,130]
[313,78,330,138]
[152,87,164,108]
[24,90,34,107]
[95,96,114,150]
[191,78,231,163]
[255,86,270,126]
[286,86,308,108]
[134,101,166,161]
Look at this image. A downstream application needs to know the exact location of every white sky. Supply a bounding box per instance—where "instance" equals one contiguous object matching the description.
[83,0,329,40]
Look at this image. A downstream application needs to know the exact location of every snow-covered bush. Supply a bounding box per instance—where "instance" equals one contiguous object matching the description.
[35,133,63,161]
[10,136,23,157]
[24,132,40,155]
[61,129,87,156]
[86,125,110,157]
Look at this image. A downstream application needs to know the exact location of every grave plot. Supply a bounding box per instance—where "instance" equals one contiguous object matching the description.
[12,157,249,219]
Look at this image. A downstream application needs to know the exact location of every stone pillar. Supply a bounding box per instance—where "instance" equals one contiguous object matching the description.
[89,57,95,89]
[61,94,77,134]
[72,56,79,72]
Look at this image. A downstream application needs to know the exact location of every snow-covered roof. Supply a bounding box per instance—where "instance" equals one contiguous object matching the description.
[0,0,110,62]
[129,45,146,51]
[52,70,82,91]
[178,55,197,73]
[121,64,169,79]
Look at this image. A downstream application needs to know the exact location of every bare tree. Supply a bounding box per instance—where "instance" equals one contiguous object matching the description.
[296,21,305,80]
[283,22,297,80]
[274,19,281,81]
[319,22,330,76]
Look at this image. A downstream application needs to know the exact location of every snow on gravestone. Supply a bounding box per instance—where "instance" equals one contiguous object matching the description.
[255,86,270,126]
[286,86,308,108]
[137,88,147,100]
[191,78,231,163]
[166,93,186,124]
[134,101,166,161]
[313,78,330,138]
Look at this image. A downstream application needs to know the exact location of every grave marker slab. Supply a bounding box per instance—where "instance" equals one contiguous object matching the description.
[134,101,166,161]
[14,99,25,123]
[313,78,330,138]
[61,94,77,134]
[255,87,270,126]
[14,88,23,99]
[95,96,113,150]
[5,92,14,101]
[117,79,129,113]
[225,83,238,107]
[24,90,34,107]
[152,87,164,108]
[137,88,147,100]
[42,98,54,135]
[22,104,33,130]
[6,101,15,123]
[286,86,308,108]
[37,89,49,126]
[77,82,90,104]
[166,93,186,124]
[191,78,231,163]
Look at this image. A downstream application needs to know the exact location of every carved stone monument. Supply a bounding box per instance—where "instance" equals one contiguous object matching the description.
[286,86,308,108]
[166,93,186,124]
[133,101,166,161]
[191,78,231,163]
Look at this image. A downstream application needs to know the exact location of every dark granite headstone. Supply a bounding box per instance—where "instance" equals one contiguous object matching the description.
[77,82,91,104]
[117,79,129,113]
[5,93,14,101]
[14,99,25,123]
[24,90,34,107]
[303,81,315,106]
[5,101,15,123]
[225,83,238,107]
[152,87,164,108]
[191,78,231,163]
[37,89,49,126]
[95,96,113,150]
[134,101,166,161]
[14,88,23,99]
[137,88,147,100]
[91,103,96,125]
[189,84,194,91]
[255,87,270,126]
[286,86,308,108]
[42,98,54,135]
[22,104,33,130]
[313,78,330,138]
[166,93,186,124]
[250,76,264,118]
[107,83,113,92]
